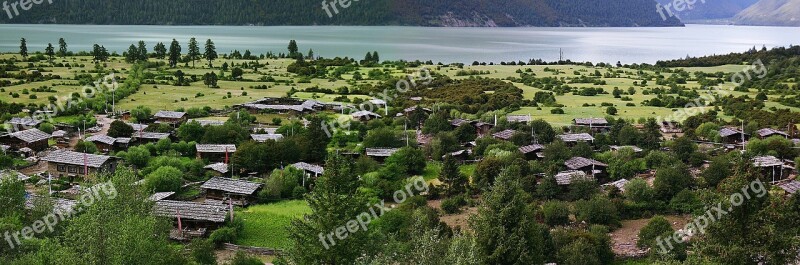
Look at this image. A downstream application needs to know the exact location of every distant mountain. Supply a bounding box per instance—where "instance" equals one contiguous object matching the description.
[654,0,758,20]
[0,0,683,27]
[733,0,800,26]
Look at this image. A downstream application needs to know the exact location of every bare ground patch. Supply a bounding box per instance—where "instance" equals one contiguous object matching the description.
[610,215,692,258]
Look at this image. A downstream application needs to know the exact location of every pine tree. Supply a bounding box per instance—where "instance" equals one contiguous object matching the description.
[283,154,370,264]
[187,37,200,67]
[303,116,329,163]
[439,154,467,197]
[137,40,148,61]
[372,51,379,63]
[154,42,167,59]
[470,166,553,264]
[168,39,181,67]
[57,38,67,57]
[288,40,299,59]
[125,44,139,63]
[204,39,218,68]
[19,38,27,59]
[363,52,373,64]
[307,49,314,60]
[45,43,55,64]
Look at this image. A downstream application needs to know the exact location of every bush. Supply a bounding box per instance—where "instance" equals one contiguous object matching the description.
[669,189,702,214]
[542,201,570,226]
[637,216,673,248]
[189,239,217,265]
[230,251,263,265]
[145,166,183,192]
[441,195,467,214]
[575,196,620,227]
[292,186,306,199]
[550,108,565,114]
[209,227,237,247]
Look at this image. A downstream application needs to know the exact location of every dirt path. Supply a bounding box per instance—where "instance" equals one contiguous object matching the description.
[610,215,692,258]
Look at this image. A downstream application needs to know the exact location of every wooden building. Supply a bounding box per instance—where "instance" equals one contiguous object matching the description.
[492,129,517,141]
[352,110,382,121]
[204,163,229,177]
[365,148,400,162]
[196,144,236,162]
[752,156,793,183]
[153,200,228,240]
[573,118,610,132]
[154,111,187,125]
[554,170,594,185]
[0,128,50,152]
[719,127,748,145]
[755,128,789,139]
[519,144,545,160]
[565,157,608,176]
[41,150,118,180]
[85,134,117,153]
[200,177,262,206]
[557,133,595,145]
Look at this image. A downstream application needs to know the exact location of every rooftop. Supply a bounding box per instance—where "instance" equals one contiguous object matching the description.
[188,119,226,126]
[506,115,531,123]
[719,127,746,138]
[519,144,545,154]
[352,111,382,119]
[554,170,592,185]
[153,200,228,223]
[609,145,643,152]
[492,129,517,140]
[154,111,186,119]
[196,144,236,153]
[8,128,51,143]
[9,117,41,127]
[148,192,176,201]
[291,162,325,175]
[204,163,229,174]
[557,133,595,142]
[86,134,117,145]
[565,157,608,170]
[200,177,262,195]
[752,156,783,167]
[251,134,284,142]
[366,148,400,157]
[41,150,115,168]
[778,181,800,194]
[573,118,609,125]
[756,128,789,138]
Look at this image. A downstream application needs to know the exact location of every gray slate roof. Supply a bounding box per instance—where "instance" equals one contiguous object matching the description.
[558,133,595,142]
[573,118,609,126]
[9,128,51,143]
[188,119,226,126]
[609,145,643,153]
[352,111,382,119]
[204,163,229,174]
[756,128,789,138]
[291,162,325,175]
[492,129,517,140]
[201,177,262,195]
[51,130,67,138]
[86,134,116,145]
[1,170,29,181]
[506,115,531,123]
[778,181,800,194]
[602,178,630,192]
[134,132,171,140]
[554,170,592,185]
[9,117,41,127]
[154,111,186,119]
[149,192,176,201]
[565,157,608,170]
[196,144,236,153]
[251,134,284,142]
[366,148,400,157]
[752,156,783,167]
[719,127,745,138]
[41,150,114,168]
[519,144,545,154]
[153,200,228,223]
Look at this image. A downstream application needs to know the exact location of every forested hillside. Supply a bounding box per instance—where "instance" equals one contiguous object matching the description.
[655,0,758,20]
[0,0,683,27]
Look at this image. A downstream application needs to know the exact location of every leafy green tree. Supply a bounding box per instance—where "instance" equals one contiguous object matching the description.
[75,140,98,154]
[606,106,617,115]
[126,44,139,63]
[574,196,620,227]
[445,233,485,265]
[702,156,731,188]
[470,166,553,264]
[287,40,299,59]
[122,145,151,169]
[283,154,370,264]
[203,72,218,87]
[38,122,55,134]
[624,178,654,203]
[107,120,134,138]
[130,106,152,122]
[303,116,329,163]
[530,119,556,144]
[671,137,696,161]
[385,147,426,175]
[177,120,205,142]
[454,123,477,143]
[422,112,451,135]
[145,166,183,192]
[653,163,693,200]
[640,118,662,150]
[542,200,570,226]
[439,154,467,197]
[190,239,217,265]
[537,176,560,200]
[363,127,402,148]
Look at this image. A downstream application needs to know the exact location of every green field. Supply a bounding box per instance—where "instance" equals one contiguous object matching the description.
[235,200,311,249]
[1,53,779,126]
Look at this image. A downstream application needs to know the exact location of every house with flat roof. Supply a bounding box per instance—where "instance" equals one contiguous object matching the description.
[365,148,399,162]
[196,144,236,162]
[200,177,262,205]
[154,111,187,125]
[7,117,41,131]
[756,128,789,139]
[565,157,608,176]
[492,129,517,141]
[519,144,545,160]
[0,128,50,152]
[557,133,595,144]
[41,150,118,180]
[554,170,594,185]
[153,200,228,240]
[573,118,609,132]
[352,111,382,121]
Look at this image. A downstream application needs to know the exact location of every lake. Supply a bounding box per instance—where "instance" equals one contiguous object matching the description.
[0,24,798,64]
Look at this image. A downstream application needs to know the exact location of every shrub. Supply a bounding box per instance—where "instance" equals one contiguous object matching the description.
[550,108,565,114]
[441,195,467,214]
[542,201,570,226]
[145,166,183,193]
[669,189,702,214]
[209,227,237,247]
[637,216,673,248]
[575,196,620,227]
[189,239,217,265]
[230,251,263,265]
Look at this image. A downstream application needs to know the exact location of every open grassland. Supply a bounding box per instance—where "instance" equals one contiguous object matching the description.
[235,200,311,249]
[1,53,776,124]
